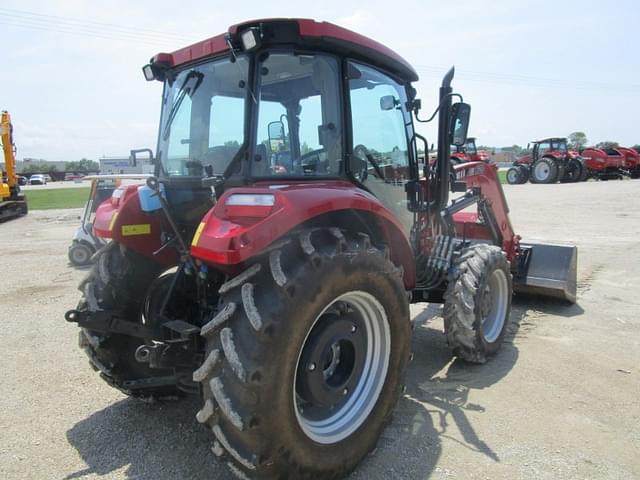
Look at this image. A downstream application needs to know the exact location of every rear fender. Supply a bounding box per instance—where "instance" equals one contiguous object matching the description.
[190,181,416,288]
[93,184,177,266]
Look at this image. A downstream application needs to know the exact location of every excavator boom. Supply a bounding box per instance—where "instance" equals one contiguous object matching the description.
[1,111,28,220]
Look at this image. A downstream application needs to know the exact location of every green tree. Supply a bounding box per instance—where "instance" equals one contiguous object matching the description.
[595,141,619,150]
[64,158,99,172]
[501,144,526,155]
[21,164,47,173]
[631,144,640,152]
[568,132,588,150]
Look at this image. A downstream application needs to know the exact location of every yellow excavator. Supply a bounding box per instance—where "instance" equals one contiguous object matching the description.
[1,111,28,221]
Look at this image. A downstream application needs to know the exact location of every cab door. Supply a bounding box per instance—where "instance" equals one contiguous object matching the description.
[347,61,416,237]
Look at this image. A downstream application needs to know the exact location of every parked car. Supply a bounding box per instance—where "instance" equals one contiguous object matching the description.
[29,174,47,185]
[17,175,28,186]
[65,173,85,181]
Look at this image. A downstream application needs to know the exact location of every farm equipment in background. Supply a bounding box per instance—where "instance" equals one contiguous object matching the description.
[67,174,152,266]
[0,111,28,221]
[507,137,586,184]
[580,147,624,180]
[450,137,490,164]
[614,147,640,179]
[64,19,578,479]
[68,176,118,266]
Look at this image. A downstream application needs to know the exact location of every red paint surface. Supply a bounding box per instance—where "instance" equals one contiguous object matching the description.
[93,184,178,266]
[581,147,624,171]
[150,18,417,81]
[451,162,520,262]
[615,147,640,169]
[190,181,416,288]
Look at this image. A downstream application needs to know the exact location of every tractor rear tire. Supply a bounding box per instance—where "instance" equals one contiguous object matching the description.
[506,167,521,185]
[76,242,181,399]
[530,157,558,184]
[194,228,411,479]
[560,159,582,183]
[444,244,512,363]
[630,168,640,179]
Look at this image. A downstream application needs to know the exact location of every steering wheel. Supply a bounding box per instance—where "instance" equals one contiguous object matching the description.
[352,144,385,181]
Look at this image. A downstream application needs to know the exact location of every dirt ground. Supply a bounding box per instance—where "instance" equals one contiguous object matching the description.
[1,180,638,480]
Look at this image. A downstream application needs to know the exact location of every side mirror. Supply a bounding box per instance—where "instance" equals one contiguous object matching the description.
[129,148,154,167]
[449,102,471,146]
[380,95,398,111]
[268,121,286,153]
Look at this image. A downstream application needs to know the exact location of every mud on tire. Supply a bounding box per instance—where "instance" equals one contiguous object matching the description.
[76,242,181,399]
[194,228,411,479]
[443,244,512,364]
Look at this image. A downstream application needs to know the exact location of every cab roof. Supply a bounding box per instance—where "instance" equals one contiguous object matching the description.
[532,137,567,143]
[151,18,419,83]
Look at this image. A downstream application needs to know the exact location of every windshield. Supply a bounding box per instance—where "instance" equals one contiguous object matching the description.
[551,141,567,152]
[253,52,342,177]
[157,56,249,176]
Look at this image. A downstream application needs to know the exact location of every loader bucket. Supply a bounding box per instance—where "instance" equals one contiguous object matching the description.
[513,243,577,303]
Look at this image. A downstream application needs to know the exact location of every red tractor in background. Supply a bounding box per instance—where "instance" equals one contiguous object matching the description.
[65,19,578,479]
[580,147,625,180]
[450,137,490,164]
[506,137,586,184]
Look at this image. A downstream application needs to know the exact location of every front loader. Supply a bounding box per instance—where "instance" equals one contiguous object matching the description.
[65,19,577,480]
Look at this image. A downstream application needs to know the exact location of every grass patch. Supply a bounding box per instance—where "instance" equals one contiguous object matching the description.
[498,170,507,183]
[26,187,90,210]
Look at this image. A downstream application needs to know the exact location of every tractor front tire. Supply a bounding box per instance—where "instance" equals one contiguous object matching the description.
[76,242,181,399]
[194,228,411,479]
[506,167,522,185]
[530,157,558,184]
[444,244,512,363]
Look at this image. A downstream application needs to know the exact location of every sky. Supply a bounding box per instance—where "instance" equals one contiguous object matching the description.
[0,0,638,162]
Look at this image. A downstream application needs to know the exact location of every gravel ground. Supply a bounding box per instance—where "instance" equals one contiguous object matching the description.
[0,180,638,480]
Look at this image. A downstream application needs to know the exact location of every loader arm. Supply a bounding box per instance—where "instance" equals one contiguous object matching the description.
[449,161,577,303]
[450,161,520,261]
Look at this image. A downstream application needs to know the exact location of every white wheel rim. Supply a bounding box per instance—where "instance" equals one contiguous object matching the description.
[294,291,390,444]
[71,246,90,264]
[534,162,550,181]
[480,269,509,343]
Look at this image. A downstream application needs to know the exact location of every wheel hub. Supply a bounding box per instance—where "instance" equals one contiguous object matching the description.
[296,314,365,416]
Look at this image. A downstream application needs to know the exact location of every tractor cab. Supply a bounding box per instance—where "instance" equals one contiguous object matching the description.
[452,137,477,156]
[531,137,568,161]
[142,19,469,240]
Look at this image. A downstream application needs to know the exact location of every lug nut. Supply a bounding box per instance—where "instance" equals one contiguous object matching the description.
[308,363,316,372]
[343,388,349,395]
[351,325,357,333]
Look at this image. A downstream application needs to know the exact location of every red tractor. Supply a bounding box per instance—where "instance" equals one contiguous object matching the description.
[580,147,625,180]
[450,137,490,164]
[65,19,578,479]
[507,137,586,184]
